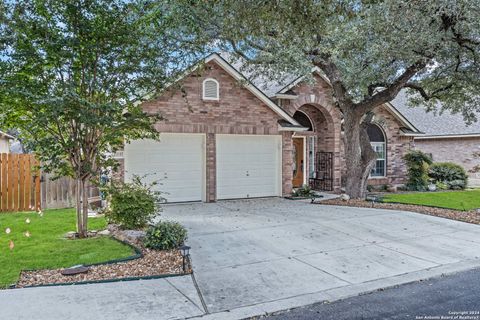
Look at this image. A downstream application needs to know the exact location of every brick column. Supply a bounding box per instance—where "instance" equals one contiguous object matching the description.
[282,132,293,196]
[206,133,216,202]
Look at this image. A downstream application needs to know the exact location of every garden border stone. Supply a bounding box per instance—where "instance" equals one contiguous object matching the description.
[11,237,190,289]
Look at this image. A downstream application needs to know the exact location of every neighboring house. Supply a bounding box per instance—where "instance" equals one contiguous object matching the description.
[0,130,14,153]
[120,53,422,202]
[392,91,480,186]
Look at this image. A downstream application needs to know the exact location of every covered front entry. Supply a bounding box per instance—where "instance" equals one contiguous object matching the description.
[290,103,340,192]
[216,134,282,199]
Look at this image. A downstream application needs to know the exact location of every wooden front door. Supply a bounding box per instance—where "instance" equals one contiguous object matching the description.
[292,138,304,188]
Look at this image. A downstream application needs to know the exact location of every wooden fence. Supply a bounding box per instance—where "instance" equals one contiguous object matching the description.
[0,153,101,212]
[40,174,100,210]
[0,153,41,212]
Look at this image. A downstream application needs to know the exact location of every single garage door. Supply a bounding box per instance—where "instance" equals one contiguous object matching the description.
[124,133,205,202]
[216,134,282,199]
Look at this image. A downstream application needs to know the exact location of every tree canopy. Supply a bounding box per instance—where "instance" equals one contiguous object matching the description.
[0,0,203,236]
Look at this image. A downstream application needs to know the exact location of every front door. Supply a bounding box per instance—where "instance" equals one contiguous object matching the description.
[292,138,304,188]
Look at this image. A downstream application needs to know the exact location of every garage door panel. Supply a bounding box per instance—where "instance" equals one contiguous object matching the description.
[217,135,281,200]
[124,134,204,203]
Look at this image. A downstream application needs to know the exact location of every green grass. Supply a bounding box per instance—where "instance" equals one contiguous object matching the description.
[0,208,135,288]
[382,189,480,211]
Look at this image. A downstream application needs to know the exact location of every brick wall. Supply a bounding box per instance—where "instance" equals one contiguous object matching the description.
[133,61,293,201]
[414,137,480,186]
[368,105,414,186]
[280,75,344,191]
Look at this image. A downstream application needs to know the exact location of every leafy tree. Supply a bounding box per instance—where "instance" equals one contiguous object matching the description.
[172,0,480,198]
[0,0,200,237]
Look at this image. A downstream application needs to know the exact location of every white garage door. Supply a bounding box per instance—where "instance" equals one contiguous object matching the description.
[216,135,282,200]
[124,133,205,202]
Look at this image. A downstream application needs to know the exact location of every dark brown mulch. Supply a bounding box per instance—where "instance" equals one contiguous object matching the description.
[319,198,480,225]
[16,238,188,288]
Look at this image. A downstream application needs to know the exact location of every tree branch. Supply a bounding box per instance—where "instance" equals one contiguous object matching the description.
[356,59,429,113]
[311,55,355,111]
[404,82,454,100]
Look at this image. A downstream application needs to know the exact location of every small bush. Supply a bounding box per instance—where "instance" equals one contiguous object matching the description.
[144,221,188,250]
[448,179,467,190]
[429,162,468,189]
[292,185,315,197]
[403,151,433,191]
[435,181,448,190]
[102,175,163,229]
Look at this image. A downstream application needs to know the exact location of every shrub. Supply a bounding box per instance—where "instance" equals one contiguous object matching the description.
[448,179,467,190]
[403,151,433,191]
[435,181,448,190]
[144,221,188,250]
[292,184,315,197]
[429,162,468,189]
[102,175,163,229]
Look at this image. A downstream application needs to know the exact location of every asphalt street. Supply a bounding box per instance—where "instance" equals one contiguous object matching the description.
[265,268,480,320]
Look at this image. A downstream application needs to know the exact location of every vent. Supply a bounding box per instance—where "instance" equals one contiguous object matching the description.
[203,78,219,100]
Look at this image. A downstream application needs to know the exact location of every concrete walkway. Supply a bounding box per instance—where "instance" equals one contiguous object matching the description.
[2,198,480,319]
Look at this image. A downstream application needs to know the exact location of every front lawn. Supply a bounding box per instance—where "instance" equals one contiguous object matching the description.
[382,189,480,211]
[0,208,135,288]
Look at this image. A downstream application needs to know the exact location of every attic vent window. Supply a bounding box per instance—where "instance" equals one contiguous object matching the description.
[203,78,219,100]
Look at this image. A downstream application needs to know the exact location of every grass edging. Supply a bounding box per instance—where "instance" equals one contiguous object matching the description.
[11,236,178,289]
[318,199,480,226]
[378,197,475,212]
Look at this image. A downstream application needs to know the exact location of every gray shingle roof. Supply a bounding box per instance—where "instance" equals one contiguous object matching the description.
[391,90,480,137]
[221,53,299,97]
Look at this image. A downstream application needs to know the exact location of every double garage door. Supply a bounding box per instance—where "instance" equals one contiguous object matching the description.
[124,133,281,202]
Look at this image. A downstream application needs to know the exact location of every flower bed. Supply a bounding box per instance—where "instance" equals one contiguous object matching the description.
[15,226,190,288]
[318,198,480,225]
[16,247,185,288]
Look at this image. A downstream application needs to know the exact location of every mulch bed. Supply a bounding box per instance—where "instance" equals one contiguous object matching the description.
[15,228,188,288]
[319,198,480,225]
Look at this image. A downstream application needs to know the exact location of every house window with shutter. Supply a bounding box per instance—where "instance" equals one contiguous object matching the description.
[202,78,219,101]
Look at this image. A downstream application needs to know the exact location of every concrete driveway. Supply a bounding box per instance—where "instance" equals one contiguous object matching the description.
[2,198,480,320]
[161,198,480,318]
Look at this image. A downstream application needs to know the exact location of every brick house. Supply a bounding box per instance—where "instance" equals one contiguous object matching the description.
[0,130,13,154]
[120,53,422,202]
[392,91,480,187]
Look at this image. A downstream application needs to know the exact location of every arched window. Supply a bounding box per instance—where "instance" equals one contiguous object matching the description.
[367,124,386,177]
[202,78,219,100]
[293,111,313,131]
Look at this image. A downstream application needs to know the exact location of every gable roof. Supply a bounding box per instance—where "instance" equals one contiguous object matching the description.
[391,90,480,138]
[205,53,302,128]
[0,130,14,140]
[222,54,420,134]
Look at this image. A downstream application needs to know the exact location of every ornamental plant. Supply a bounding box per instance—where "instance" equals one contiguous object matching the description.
[429,162,468,189]
[404,151,433,191]
[102,175,164,229]
[144,221,188,250]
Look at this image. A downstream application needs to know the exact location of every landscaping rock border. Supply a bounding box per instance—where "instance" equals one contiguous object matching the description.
[15,234,189,288]
[318,198,480,225]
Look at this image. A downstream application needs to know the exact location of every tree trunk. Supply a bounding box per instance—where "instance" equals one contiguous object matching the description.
[76,178,86,237]
[343,109,377,199]
[80,179,89,238]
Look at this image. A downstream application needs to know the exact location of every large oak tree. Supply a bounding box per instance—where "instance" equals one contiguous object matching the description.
[171,0,480,198]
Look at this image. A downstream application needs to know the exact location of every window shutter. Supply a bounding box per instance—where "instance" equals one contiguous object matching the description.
[203,79,219,100]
